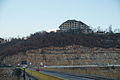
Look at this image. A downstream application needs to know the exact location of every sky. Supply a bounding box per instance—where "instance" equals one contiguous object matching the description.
[0,0,120,38]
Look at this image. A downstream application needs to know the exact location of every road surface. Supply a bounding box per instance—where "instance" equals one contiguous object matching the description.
[39,70,94,80]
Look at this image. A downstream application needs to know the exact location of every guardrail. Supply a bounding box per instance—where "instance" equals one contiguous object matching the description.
[44,64,120,68]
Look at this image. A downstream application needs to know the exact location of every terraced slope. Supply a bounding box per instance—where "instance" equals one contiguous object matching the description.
[2,45,120,66]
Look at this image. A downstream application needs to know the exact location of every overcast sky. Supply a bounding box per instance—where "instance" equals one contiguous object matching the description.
[0,0,120,38]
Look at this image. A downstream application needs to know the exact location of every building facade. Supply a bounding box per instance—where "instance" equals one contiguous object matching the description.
[0,38,6,44]
[59,20,92,33]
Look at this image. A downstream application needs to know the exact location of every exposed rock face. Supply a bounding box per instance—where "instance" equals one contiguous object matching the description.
[26,45,120,66]
[2,45,120,66]
[1,53,27,66]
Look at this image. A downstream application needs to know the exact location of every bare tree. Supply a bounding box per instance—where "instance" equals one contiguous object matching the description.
[108,25,113,33]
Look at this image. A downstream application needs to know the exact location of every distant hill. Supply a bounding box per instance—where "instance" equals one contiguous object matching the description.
[0,31,120,64]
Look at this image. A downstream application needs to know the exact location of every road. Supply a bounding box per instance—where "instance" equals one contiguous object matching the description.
[39,70,94,80]
[28,68,112,80]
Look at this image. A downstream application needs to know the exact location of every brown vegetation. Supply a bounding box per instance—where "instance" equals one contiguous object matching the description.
[0,32,120,63]
[0,68,22,80]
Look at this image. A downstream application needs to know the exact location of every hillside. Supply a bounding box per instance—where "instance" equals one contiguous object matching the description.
[2,45,120,66]
[0,31,120,64]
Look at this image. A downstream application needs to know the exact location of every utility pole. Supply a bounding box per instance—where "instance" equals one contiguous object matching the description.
[23,67,26,80]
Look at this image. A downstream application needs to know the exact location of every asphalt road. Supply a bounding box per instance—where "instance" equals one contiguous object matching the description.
[39,70,94,80]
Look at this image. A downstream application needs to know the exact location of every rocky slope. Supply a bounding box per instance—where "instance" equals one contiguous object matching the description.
[2,45,120,66]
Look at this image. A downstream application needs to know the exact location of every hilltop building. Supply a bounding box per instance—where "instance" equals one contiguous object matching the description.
[0,38,6,44]
[59,20,92,33]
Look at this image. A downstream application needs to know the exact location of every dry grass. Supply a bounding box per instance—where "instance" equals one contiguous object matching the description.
[0,68,22,80]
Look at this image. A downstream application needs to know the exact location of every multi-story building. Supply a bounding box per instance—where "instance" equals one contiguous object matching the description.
[59,20,92,33]
[0,38,6,44]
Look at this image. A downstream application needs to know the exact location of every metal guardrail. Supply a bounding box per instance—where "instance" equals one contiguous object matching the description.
[44,64,120,68]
